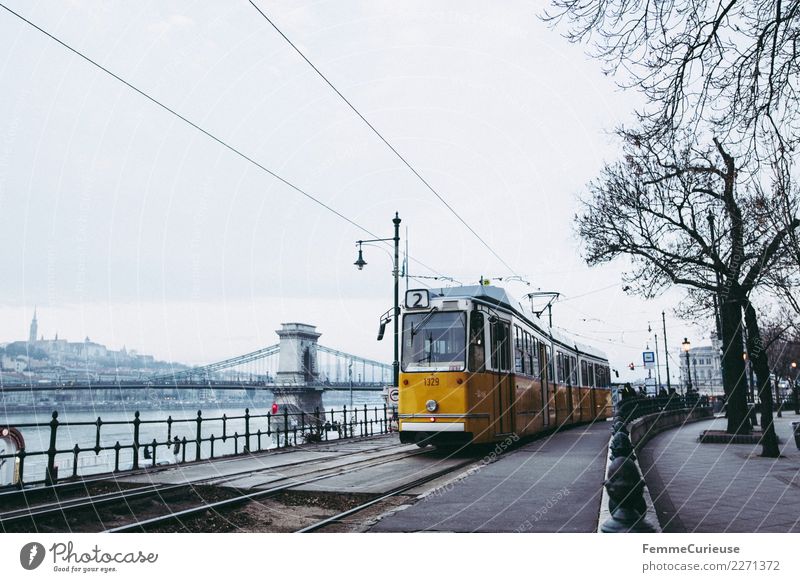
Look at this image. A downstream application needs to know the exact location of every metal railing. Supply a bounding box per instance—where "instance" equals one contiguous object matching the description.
[0,404,398,487]
[615,393,709,424]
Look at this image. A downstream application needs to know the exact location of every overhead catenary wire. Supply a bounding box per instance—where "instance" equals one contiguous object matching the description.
[0,2,452,282]
[247,0,521,278]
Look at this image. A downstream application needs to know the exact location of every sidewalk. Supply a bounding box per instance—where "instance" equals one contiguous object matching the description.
[370,421,610,532]
[638,414,800,532]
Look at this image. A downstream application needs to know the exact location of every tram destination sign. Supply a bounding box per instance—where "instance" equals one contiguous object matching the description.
[405,289,430,309]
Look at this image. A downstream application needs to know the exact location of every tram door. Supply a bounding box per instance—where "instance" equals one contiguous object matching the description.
[491,319,515,435]
[539,343,550,428]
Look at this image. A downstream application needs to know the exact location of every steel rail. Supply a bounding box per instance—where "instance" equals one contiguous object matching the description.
[1,439,408,529]
[104,448,433,533]
[295,457,479,532]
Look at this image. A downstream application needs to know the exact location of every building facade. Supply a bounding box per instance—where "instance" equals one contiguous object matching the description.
[679,337,724,395]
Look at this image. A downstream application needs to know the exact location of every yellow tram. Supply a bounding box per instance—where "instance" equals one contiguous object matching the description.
[398,285,612,447]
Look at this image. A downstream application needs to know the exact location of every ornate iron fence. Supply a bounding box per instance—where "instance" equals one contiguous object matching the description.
[0,404,397,487]
[615,393,709,424]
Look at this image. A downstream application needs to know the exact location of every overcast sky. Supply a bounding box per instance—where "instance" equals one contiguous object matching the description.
[0,0,707,383]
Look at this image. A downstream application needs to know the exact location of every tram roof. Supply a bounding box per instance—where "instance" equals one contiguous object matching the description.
[428,285,608,361]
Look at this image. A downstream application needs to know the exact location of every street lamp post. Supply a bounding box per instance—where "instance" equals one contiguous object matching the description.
[792,361,799,415]
[354,212,402,388]
[682,338,692,395]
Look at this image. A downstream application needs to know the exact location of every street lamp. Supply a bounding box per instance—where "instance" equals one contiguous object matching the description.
[354,212,402,388]
[682,338,692,395]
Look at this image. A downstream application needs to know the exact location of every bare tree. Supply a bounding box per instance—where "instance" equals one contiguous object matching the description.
[545,0,800,159]
[578,132,799,452]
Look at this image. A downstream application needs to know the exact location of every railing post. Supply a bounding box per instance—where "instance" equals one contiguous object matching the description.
[210,434,215,458]
[234,432,239,455]
[167,415,173,442]
[257,429,262,451]
[181,437,187,463]
[94,417,102,454]
[45,411,60,485]
[132,411,141,471]
[195,410,203,461]
[222,414,228,442]
[244,408,251,453]
[151,438,158,465]
[383,404,388,434]
[283,409,289,448]
[343,405,348,439]
[72,444,79,478]
[113,442,120,473]
[17,448,26,487]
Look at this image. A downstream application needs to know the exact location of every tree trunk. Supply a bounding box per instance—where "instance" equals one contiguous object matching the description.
[720,299,751,434]
[743,301,780,457]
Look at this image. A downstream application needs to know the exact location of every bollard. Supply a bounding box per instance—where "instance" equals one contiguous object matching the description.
[609,431,635,460]
[601,455,656,533]
[611,420,629,435]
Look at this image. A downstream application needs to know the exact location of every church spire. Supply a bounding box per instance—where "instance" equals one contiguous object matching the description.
[28,307,38,343]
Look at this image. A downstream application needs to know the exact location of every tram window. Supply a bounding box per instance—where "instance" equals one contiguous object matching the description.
[514,325,524,374]
[580,360,589,387]
[402,311,467,372]
[587,363,595,387]
[531,338,541,377]
[469,311,486,372]
[523,332,531,376]
[595,364,607,388]
[556,352,565,383]
[570,356,578,385]
[546,345,553,379]
[491,320,511,372]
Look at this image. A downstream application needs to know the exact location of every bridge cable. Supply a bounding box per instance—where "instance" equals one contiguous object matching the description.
[248,0,521,278]
[0,2,449,282]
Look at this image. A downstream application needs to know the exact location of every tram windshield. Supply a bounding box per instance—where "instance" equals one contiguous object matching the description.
[402,311,467,372]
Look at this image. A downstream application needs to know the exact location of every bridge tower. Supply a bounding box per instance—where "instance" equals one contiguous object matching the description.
[275,323,321,385]
[273,323,323,416]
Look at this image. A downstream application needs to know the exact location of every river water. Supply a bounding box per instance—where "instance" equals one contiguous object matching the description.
[1,390,388,484]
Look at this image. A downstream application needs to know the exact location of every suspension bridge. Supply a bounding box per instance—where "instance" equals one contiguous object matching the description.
[1,323,392,397]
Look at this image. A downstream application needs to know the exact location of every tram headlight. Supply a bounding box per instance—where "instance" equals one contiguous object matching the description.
[425,399,438,413]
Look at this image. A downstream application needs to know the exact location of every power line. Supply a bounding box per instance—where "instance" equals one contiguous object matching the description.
[248,0,521,278]
[0,2,450,280]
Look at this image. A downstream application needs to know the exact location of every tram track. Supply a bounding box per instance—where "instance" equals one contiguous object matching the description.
[103,446,436,533]
[295,456,479,532]
[0,437,411,532]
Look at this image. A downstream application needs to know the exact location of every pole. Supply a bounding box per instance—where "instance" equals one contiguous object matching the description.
[654,333,662,389]
[348,359,353,410]
[685,349,693,394]
[393,212,401,388]
[662,311,671,392]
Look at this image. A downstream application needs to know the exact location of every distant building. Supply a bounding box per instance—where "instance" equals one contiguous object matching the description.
[1,309,167,376]
[679,335,723,395]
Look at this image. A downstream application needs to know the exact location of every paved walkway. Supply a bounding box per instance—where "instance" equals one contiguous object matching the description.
[370,420,611,532]
[639,414,800,533]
